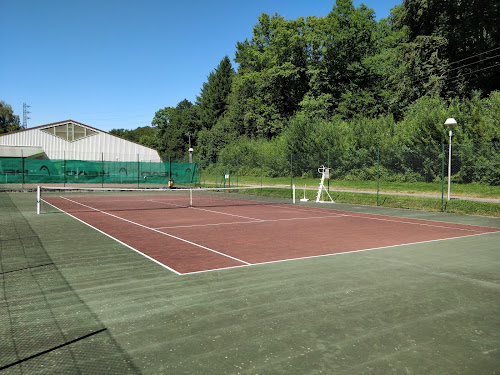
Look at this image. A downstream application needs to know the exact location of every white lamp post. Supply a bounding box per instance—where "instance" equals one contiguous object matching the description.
[445,118,457,200]
[189,148,193,164]
[187,132,193,163]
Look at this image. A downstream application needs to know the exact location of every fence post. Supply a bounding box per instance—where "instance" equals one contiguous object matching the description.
[290,153,293,198]
[101,152,104,188]
[63,151,66,186]
[169,156,172,182]
[377,148,380,206]
[215,157,218,187]
[441,144,445,212]
[260,154,263,193]
[21,149,25,188]
[137,154,140,188]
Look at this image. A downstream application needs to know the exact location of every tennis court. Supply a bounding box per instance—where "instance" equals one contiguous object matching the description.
[39,187,500,274]
[3,188,500,374]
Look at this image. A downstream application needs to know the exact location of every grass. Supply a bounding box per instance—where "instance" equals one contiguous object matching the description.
[200,174,500,199]
[198,176,500,217]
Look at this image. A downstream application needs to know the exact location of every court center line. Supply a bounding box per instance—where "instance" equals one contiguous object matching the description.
[57,197,251,266]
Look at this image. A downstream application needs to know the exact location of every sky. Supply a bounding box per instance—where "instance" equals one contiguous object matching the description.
[1,0,400,132]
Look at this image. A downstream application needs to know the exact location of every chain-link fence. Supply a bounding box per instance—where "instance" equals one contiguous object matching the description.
[2,143,499,210]
[191,142,499,209]
[0,154,197,187]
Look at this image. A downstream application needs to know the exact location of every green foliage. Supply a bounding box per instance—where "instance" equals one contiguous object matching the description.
[109,126,158,148]
[0,101,21,134]
[150,0,499,186]
[196,56,234,130]
[152,99,199,158]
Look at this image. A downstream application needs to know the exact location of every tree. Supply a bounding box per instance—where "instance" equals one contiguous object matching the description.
[109,126,158,148]
[152,99,199,158]
[400,0,500,96]
[0,101,21,134]
[196,56,235,130]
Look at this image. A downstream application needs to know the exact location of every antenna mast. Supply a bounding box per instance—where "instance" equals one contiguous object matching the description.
[23,102,31,128]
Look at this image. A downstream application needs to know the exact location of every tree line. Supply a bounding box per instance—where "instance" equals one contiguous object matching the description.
[137,0,499,162]
[3,0,499,169]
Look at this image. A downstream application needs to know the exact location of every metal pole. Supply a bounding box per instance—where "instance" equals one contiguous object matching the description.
[376,148,380,206]
[22,149,25,188]
[441,144,445,211]
[260,155,263,193]
[37,185,41,214]
[290,153,293,198]
[447,129,452,200]
[101,152,104,188]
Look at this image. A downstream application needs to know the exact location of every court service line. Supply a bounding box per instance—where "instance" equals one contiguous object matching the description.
[153,214,345,230]
[179,230,500,275]
[189,206,265,221]
[56,197,251,266]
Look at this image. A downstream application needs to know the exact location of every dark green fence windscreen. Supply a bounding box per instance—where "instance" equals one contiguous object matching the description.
[0,157,198,185]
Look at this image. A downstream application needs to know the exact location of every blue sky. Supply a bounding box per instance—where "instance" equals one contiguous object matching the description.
[1,0,400,132]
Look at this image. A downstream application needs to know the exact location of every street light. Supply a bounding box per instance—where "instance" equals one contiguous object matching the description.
[186,131,193,163]
[445,118,457,200]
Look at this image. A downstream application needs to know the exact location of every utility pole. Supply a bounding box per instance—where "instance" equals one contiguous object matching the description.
[23,103,31,128]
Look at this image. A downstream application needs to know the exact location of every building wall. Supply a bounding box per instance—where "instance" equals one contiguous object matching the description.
[0,121,161,162]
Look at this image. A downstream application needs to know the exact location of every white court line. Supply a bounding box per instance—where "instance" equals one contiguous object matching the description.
[41,199,182,275]
[189,206,264,221]
[179,230,500,275]
[44,196,500,276]
[267,203,493,233]
[153,214,345,230]
[284,203,500,231]
[55,196,251,266]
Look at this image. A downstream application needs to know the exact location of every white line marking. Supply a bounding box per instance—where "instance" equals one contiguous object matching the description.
[179,230,500,275]
[56,196,251,266]
[153,214,344,230]
[41,199,182,275]
[189,206,264,221]
[335,213,491,233]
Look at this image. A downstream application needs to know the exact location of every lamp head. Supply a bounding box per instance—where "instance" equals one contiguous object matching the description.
[445,118,457,127]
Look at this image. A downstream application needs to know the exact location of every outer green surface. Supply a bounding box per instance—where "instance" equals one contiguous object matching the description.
[2,191,500,374]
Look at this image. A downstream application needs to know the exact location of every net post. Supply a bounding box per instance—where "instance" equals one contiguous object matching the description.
[37,185,40,215]
[189,188,193,207]
[292,184,296,204]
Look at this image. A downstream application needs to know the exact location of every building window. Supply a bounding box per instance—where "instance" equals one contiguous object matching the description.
[41,123,97,141]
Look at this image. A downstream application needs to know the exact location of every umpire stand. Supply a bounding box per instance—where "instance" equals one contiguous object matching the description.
[315,166,335,203]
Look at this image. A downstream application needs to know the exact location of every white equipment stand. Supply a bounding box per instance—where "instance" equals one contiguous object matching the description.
[315,166,335,203]
[300,184,309,202]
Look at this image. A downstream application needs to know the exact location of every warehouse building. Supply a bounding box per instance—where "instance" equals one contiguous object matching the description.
[0,119,161,162]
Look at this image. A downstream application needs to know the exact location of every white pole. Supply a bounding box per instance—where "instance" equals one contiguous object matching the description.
[292,184,296,204]
[37,185,41,214]
[447,128,452,201]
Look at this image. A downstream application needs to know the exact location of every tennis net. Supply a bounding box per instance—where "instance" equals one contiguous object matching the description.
[37,185,295,214]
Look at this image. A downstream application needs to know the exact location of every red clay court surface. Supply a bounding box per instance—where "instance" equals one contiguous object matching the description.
[42,194,500,275]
